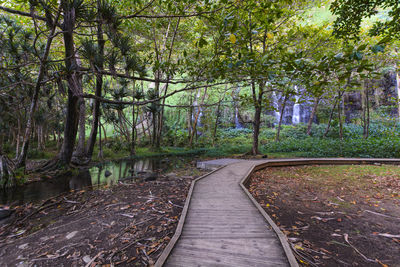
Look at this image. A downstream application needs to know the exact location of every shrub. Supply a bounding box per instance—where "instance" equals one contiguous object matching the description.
[263,137,400,158]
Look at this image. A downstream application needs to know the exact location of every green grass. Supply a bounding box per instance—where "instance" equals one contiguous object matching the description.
[266,164,400,194]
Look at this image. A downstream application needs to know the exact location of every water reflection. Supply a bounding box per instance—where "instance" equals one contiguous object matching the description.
[0,157,188,205]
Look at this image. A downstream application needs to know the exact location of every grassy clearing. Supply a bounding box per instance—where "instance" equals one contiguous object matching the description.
[268,164,400,197]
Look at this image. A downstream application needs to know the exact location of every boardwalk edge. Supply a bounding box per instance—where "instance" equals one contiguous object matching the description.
[240,162,300,267]
[154,166,227,267]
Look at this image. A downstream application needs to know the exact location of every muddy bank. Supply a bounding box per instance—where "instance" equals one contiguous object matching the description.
[0,169,205,266]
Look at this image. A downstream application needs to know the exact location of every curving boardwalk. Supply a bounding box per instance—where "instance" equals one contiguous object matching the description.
[164,161,289,266]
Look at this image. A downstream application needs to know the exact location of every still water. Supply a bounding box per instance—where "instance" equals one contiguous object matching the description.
[0,157,192,205]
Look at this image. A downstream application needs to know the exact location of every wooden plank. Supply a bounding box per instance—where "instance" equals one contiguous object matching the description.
[164,161,290,266]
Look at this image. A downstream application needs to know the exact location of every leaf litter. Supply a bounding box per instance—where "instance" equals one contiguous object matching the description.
[0,170,205,266]
[248,164,400,266]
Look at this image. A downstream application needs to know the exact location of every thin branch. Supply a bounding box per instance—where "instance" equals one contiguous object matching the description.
[123,7,224,19]
[0,6,47,22]
[79,80,242,106]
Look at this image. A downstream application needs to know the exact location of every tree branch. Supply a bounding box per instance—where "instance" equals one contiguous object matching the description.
[0,6,47,22]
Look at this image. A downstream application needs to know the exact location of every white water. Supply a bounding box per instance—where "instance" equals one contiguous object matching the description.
[235,106,242,128]
[292,85,301,124]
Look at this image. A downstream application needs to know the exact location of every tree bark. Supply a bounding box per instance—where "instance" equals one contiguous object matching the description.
[324,96,338,138]
[306,96,320,136]
[363,86,370,139]
[75,97,86,155]
[276,94,288,142]
[131,98,136,156]
[251,81,264,155]
[16,7,61,168]
[86,1,104,159]
[59,3,80,165]
[396,64,400,119]
[212,96,223,146]
[338,93,343,140]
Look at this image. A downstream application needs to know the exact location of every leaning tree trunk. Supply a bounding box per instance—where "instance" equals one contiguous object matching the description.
[16,9,61,169]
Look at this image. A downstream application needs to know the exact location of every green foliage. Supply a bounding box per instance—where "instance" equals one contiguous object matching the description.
[264,137,400,158]
[331,0,400,39]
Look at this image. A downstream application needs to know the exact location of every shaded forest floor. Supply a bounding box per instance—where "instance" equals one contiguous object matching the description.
[0,169,206,266]
[248,164,400,267]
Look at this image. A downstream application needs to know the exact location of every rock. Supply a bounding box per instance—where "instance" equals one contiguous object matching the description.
[82,255,91,263]
[65,231,78,240]
[121,176,135,181]
[0,208,15,220]
[166,172,177,178]
[143,173,158,181]
[161,158,170,164]
[104,170,112,177]
[18,243,29,250]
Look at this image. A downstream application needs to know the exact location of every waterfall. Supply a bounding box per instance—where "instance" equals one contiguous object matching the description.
[292,86,301,124]
[234,106,242,128]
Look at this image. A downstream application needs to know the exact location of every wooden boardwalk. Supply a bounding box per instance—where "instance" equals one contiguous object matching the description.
[164,161,290,266]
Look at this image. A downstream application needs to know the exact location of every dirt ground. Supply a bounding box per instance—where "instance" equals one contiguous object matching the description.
[0,170,205,266]
[248,164,400,267]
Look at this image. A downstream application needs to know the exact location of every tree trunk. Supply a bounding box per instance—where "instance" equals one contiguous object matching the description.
[252,105,261,155]
[338,94,343,140]
[189,88,207,147]
[98,118,103,159]
[131,100,136,156]
[86,2,104,159]
[324,96,338,138]
[59,4,80,165]
[396,65,400,119]
[0,155,16,188]
[75,91,86,156]
[15,117,21,159]
[363,86,370,139]
[251,81,264,155]
[306,96,320,136]
[16,9,61,168]
[212,98,222,146]
[275,94,288,142]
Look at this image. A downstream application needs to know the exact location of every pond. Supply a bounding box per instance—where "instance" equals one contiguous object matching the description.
[0,156,195,205]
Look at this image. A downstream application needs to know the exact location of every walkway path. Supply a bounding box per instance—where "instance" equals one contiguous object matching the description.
[165,160,289,266]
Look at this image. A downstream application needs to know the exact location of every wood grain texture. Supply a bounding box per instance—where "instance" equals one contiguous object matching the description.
[165,161,289,267]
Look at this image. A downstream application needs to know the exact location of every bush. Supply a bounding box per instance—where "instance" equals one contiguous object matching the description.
[263,137,400,158]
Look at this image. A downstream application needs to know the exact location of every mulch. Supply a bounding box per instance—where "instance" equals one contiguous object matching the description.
[248,166,400,267]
